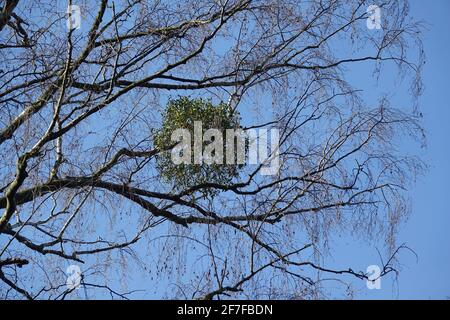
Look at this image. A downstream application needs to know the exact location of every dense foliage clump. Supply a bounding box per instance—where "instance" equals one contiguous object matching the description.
[155,97,244,194]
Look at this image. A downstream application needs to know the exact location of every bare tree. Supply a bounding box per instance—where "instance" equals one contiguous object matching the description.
[0,0,425,299]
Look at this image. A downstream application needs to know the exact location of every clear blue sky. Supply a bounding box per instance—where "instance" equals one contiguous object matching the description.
[324,0,450,299]
[380,0,450,299]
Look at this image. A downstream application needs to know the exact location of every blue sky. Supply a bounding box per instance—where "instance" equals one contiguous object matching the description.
[383,0,450,299]
[326,0,450,299]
